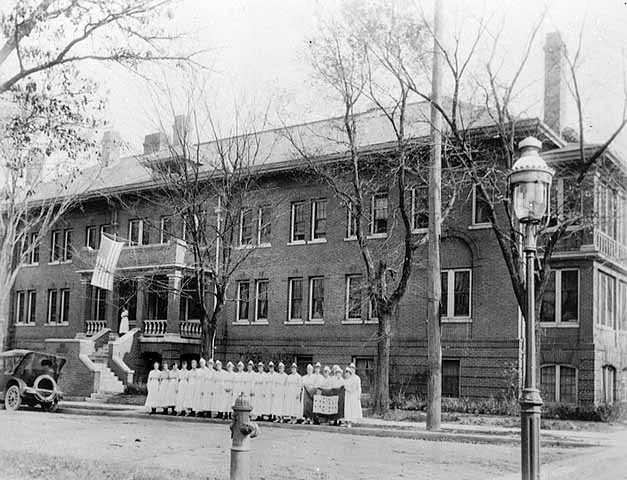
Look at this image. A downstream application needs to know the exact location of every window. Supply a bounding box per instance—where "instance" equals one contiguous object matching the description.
[100,224,114,241]
[27,290,37,324]
[236,281,250,323]
[309,277,324,322]
[128,219,149,246]
[370,193,388,235]
[255,280,269,322]
[179,278,203,321]
[598,271,617,328]
[442,359,460,398]
[60,289,70,324]
[258,206,272,244]
[541,365,577,403]
[160,216,172,244]
[472,185,492,225]
[368,298,379,323]
[353,357,375,394]
[288,278,303,322]
[239,208,254,246]
[86,226,98,249]
[311,199,327,240]
[295,355,314,373]
[346,205,357,239]
[441,269,471,319]
[540,270,579,324]
[51,230,62,262]
[411,186,429,231]
[290,202,306,242]
[550,178,583,227]
[15,291,25,324]
[345,275,362,321]
[21,232,40,264]
[94,287,107,321]
[64,230,73,261]
[47,289,58,324]
[602,365,616,404]
[619,282,627,331]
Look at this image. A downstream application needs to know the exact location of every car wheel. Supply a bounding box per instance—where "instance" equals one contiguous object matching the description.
[41,399,59,412]
[4,385,22,411]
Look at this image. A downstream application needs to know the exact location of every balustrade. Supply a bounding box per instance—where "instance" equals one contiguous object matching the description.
[85,320,107,336]
[142,319,168,336]
[179,320,202,339]
[594,230,627,263]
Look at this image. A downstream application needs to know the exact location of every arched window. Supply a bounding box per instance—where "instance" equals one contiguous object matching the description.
[540,364,577,404]
[602,365,617,404]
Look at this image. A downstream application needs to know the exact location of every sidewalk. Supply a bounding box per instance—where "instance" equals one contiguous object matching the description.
[57,400,604,448]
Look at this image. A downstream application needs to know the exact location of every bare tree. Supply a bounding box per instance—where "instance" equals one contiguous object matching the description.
[0,0,198,350]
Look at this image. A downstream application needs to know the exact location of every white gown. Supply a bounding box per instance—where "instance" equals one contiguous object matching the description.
[175,368,189,412]
[285,373,304,418]
[193,367,207,412]
[271,372,288,416]
[185,368,198,410]
[343,374,363,421]
[145,369,160,410]
[164,368,178,407]
[213,369,228,412]
[157,369,169,408]
[252,372,267,415]
[203,368,215,413]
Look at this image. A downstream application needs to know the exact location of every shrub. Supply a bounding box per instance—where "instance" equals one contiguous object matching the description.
[124,382,147,396]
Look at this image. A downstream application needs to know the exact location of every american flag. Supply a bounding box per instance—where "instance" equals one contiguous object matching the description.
[90,234,124,291]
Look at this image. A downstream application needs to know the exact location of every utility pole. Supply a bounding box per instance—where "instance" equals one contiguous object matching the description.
[426,0,443,432]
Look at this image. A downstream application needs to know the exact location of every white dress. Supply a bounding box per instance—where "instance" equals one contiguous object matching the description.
[175,368,189,412]
[285,373,304,418]
[145,369,160,410]
[213,369,228,412]
[185,368,198,411]
[164,368,178,407]
[119,311,129,334]
[224,370,236,410]
[343,374,363,421]
[193,367,207,413]
[271,372,288,416]
[252,372,267,415]
[156,369,169,408]
[203,368,215,413]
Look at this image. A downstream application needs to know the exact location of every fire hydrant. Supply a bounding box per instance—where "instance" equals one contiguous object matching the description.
[230,393,259,480]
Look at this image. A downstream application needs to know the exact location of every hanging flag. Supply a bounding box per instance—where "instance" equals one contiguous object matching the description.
[91,234,124,291]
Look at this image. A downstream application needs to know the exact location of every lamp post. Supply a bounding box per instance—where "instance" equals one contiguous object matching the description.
[508,136,554,480]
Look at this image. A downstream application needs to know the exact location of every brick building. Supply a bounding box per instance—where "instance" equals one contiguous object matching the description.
[8,34,627,405]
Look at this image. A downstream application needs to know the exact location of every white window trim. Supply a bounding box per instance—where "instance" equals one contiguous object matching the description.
[286,278,304,324]
[343,275,363,324]
[128,219,144,247]
[310,199,327,242]
[471,184,492,228]
[254,280,269,325]
[597,269,618,329]
[46,289,57,324]
[239,208,253,247]
[49,230,61,264]
[159,216,172,244]
[602,365,616,403]
[59,289,70,325]
[370,193,389,236]
[289,202,307,244]
[441,268,472,322]
[539,269,580,327]
[27,290,36,325]
[366,299,379,324]
[100,224,115,242]
[63,230,72,262]
[257,206,272,246]
[22,233,40,265]
[307,276,325,324]
[541,364,578,404]
[345,206,357,241]
[15,291,25,325]
[86,226,98,249]
[234,281,250,324]
[411,187,428,234]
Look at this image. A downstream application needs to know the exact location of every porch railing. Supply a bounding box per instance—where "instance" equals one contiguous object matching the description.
[143,319,168,336]
[85,320,107,336]
[594,230,627,263]
[179,320,202,339]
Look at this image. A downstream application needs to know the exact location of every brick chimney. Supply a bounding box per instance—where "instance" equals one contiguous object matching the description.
[101,130,122,166]
[172,114,189,147]
[142,132,169,155]
[543,31,567,136]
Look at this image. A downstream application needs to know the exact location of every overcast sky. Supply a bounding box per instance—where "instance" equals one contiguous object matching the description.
[99,0,627,155]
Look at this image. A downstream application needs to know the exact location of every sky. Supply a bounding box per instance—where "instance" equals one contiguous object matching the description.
[97,0,627,156]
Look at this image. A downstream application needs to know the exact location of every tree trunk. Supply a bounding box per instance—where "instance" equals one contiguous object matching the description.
[0,290,10,352]
[200,320,216,360]
[373,309,391,415]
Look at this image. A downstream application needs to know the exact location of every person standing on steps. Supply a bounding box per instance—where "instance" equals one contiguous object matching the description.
[119,307,129,335]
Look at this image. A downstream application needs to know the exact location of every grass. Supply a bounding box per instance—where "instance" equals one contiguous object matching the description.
[106,394,146,406]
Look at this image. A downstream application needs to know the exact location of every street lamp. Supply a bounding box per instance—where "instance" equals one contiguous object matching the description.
[508,136,554,480]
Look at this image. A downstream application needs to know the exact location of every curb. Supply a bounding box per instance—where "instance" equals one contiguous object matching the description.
[54,405,597,448]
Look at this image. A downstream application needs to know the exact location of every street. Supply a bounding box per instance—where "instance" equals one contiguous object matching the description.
[0,410,599,480]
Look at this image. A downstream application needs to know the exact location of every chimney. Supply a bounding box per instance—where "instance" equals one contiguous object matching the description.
[543,31,567,136]
[143,132,169,155]
[101,130,122,166]
[172,114,189,147]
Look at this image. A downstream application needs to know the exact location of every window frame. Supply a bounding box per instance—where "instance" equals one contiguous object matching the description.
[442,358,461,398]
[441,268,472,322]
[287,277,304,324]
[471,184,492,227]
[369,192,389,237]
[289,201,307,244]
[15,291,26,325]
[257,205,272,246]
[539,269,580,327]
[60,289,70,325]
[411,186,429,233]
[239,208,254,247]
[344,274,363,323]
[128,219,145,246]
[160,216,172,244]
[86,226,98,249]
[50,230,62,263]
[602,365,617,404]
[345,205,357,240]
[46,289,58,324]
[308,276,325,323]
[310,198,328,242]
[235,280,251,324]
[27,290,37,324]
[21,232,40,265]
[254,279,269,324]
[63,229,73,261]
[541,364,578,404]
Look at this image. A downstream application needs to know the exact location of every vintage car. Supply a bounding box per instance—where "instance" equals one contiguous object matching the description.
[0,349,66,411]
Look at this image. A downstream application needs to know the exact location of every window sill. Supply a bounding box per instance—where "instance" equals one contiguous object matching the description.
[15,323,36,327]
[341,319,363,325]
[411,228,428,234]
[468,224,492,231]
[287,240,306,246]
[257,242,272,248]
[252,319,269,325]
[20,263,39,267]
[305,319,325,325]
[365,319,379,324]
[539,322,580,328]
[235,244,255,250]
[284,320,304,325]
[45,322,69,327]
[48,260,72,265]
[442,317,472,323]
[307,238,327,244]
[232,321,250,326]
[344,236,357,242]
[367,233,388,240]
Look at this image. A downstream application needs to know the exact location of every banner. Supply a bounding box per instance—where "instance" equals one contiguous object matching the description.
[304,387,345,421]
[91,234,124,291]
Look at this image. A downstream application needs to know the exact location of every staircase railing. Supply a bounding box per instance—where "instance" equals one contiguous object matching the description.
[142,319,167,336]
[91,327,111,351]
[110,328,139,386]
[85,320,107,337]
